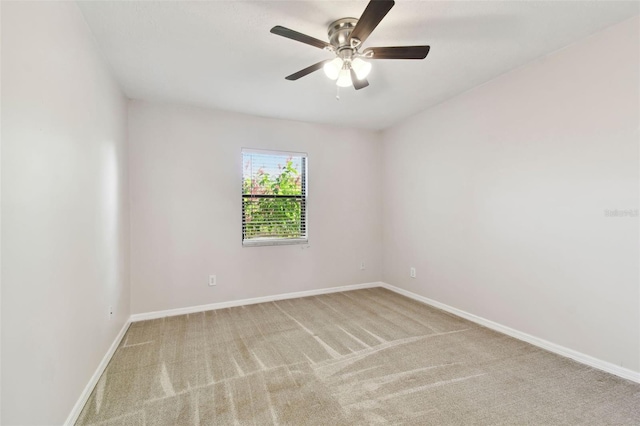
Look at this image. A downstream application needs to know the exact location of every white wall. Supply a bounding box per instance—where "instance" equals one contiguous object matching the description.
[1,2,130,424]
[129,101,382,314]
[382,17,640,373]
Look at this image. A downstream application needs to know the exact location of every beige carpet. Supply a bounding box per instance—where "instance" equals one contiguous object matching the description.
[77,288,640,425]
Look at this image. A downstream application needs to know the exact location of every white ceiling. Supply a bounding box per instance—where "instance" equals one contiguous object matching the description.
[77,1,639,130]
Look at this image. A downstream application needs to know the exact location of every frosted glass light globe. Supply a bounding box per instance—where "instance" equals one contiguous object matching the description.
[351,58,372,80]
[336,68,353,87]
[323,58,343,80]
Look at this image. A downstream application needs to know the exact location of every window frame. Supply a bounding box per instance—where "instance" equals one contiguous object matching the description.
[241,148,308,247]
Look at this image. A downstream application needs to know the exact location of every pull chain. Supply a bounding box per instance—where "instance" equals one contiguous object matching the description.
[336,85,340,101]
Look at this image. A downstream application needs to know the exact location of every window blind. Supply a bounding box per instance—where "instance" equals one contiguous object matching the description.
[242,149,308,246]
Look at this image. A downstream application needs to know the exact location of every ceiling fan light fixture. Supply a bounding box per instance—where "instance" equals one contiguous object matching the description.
[271,0,431,91]
[336,67,353,87]
[351,58,372,80]
[323,57,343,80]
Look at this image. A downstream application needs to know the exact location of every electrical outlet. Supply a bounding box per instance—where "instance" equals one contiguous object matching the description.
[410,267,416,278]
[360,261,365,270]
[108,305,113,320]
[209,275,217,286]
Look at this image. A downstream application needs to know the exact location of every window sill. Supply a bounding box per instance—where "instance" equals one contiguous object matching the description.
[242,238,309,247]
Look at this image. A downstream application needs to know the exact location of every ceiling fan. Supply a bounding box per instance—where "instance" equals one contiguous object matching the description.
[270,0,430,91]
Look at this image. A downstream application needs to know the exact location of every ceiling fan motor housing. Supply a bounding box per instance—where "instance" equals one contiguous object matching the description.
[328,18,359,60]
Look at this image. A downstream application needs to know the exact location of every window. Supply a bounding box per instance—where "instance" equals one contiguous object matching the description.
[242,149,308,246]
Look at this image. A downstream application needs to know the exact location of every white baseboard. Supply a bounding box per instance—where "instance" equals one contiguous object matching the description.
[380,282,640,384]
[64,320,131,426]
[129,281,383,322]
